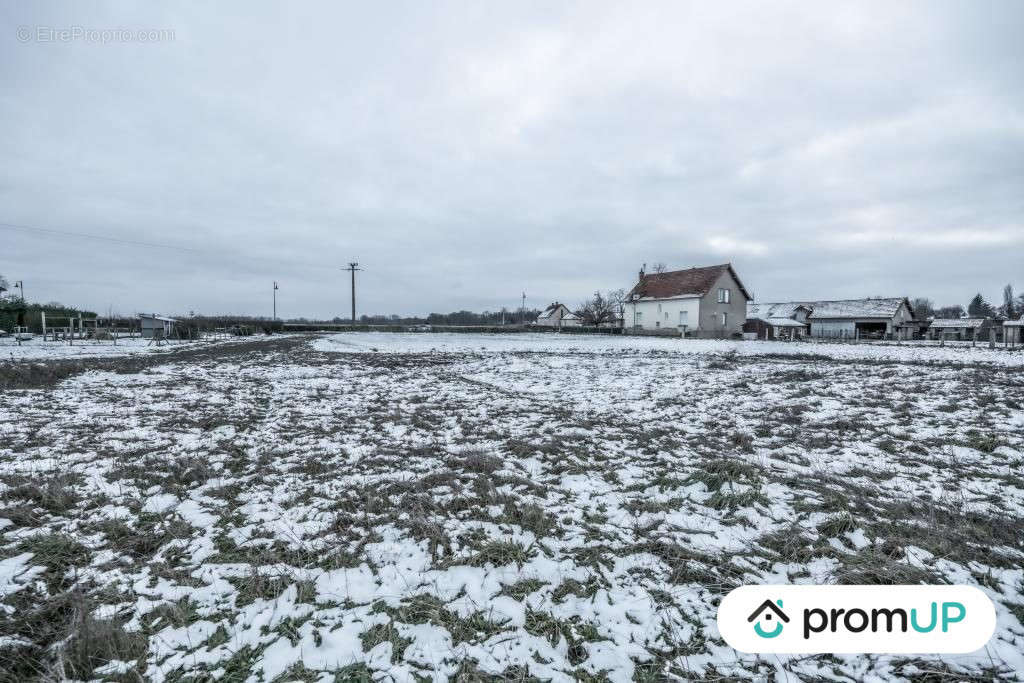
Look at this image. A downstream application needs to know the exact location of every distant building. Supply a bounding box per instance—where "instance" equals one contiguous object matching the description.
[746,298,914,340]
[1004,316,1023,345]
[560,311,583,327]
[744,302,812,340]
[139,314,177,339]
[928,318,988,341]
[535,302,580,328]
[625,263,751,337]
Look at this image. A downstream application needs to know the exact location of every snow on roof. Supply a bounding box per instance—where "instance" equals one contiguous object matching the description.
[930,318,986,328]
[749,298,908,320]
[537,302,568,318]
[747,302,810,320]
[139,314,178,323]
[805,298,909,319]
[764,317,809,327]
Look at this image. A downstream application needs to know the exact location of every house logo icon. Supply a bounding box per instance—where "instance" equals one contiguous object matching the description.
[748,599,789,638]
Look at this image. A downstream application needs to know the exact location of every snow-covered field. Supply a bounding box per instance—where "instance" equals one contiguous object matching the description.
[1,332,1022,681]
[315,331,1024,367]
[0,334,274,361]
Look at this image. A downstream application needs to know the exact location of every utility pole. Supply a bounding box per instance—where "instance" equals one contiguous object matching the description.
[521,291,526,325]
[343,262,362,323]
[14,280,24,302]
[273,281,279,320]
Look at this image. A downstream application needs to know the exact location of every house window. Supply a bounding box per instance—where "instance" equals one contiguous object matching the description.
[718,288,731,303]
[635,312,642,322]
[721,312,728,327]
[679,310,688,326]
[658,303,662,313]
[664,312,669,321]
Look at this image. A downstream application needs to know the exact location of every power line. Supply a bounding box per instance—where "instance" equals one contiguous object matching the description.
[0,221,201,253]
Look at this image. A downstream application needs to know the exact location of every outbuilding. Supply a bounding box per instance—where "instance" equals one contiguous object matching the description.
[743,298,914,340]
[744,303,811,340]
[1004,317,1023,346]
[805,298,915,340]
[139,314,177,339]
[928,318,987,342]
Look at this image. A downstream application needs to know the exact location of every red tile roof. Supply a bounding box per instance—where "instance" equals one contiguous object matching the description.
[628,263,750,301]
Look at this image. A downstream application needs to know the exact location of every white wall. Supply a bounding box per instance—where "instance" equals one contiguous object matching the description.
[536,305,569,327]
[626,297,700,332]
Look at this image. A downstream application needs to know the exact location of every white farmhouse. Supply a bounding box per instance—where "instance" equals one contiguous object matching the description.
[624,263,751,337]
[535,302,581,328]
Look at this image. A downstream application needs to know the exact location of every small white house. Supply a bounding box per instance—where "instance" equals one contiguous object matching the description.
[536,302,580,328]
[139,314,177,339]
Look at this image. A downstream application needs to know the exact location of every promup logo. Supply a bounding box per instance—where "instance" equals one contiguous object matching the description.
[748,599,789,638]
[719,585,995,654]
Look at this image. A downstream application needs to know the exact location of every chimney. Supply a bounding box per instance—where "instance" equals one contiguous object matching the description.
[639,263,646,281]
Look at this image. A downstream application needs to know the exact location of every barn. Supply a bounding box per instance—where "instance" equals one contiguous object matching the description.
[743,298,915,340]
[805,298,915,340]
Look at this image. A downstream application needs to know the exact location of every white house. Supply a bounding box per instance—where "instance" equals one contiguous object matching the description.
[624,263,751,337]
[535,302,580,328]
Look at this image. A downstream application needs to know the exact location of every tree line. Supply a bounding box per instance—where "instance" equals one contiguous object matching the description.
[912,283,1022,321]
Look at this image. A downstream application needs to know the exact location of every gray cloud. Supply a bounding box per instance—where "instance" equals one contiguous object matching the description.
[1,1,1022,317]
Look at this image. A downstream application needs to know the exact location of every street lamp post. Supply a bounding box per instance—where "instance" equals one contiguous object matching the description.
[273,281,278,320]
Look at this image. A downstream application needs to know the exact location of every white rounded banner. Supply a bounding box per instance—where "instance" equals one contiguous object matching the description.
[718,585,995,654]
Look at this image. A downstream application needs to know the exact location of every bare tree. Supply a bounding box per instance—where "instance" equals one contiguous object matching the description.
[603,288,623,306]
[935,304,965,318]
[0,274,8,296]
[1001,284,1016,319]
[652,262,668,273]
[578,290,620,326]
[910,297,934,319]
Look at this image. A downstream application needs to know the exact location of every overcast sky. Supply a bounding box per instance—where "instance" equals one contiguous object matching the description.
[1,1,1022,318]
